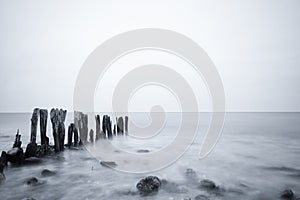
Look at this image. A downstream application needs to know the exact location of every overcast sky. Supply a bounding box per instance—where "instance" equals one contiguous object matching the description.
[0,0,300,112]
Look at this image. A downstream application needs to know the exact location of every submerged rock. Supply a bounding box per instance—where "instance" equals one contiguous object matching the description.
[194,194,209,200]
[25,177,39,186]
[280,189,294,199]
[136,149,150,153]
[7,147,24,164]
[161,179,188,193]
[41,169,56,177]
[136,176,161,195]
[199,179,216,189]
[100,161,117,168]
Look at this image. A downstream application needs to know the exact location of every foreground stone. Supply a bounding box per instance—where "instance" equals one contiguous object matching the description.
[136,176,161,195]
[199,179,217,189]
[41,169,56,177]
[280,189,294,199]
[194,194,209,200]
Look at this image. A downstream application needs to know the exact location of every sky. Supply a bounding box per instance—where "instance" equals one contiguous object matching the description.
[0,0,300,112]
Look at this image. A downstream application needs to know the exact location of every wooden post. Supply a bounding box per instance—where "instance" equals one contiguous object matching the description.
[30,108,39,143]
[125,116,128,134]
[39,109,48,145]
[89,129,94,143]
[50,108,67,152]
[117,117,124,134]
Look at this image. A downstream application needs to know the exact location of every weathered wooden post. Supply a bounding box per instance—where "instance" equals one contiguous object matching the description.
[25,108,39,158]
[74,125,79,147]
[39,109,48,145]
[30,108,39,143]
[67,123,73,147]
[89,129,94,143]
[102,115,112,139]
[117,117,124,134]
[125,116,128,134]
[75,112,88,143]
[50,108,67,152]
[13,129,22,148]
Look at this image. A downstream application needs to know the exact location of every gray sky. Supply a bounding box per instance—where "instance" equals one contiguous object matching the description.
[0,0,300,112]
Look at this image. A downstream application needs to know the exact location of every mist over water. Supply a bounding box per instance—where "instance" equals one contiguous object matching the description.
[0,112,299,199]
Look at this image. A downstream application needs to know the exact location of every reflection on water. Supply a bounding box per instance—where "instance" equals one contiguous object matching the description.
[0,113,299,199]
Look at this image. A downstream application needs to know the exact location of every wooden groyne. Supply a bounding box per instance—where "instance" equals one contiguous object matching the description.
[0,108,128,181]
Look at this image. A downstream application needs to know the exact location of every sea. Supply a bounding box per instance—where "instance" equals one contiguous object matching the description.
[0,112,299,200]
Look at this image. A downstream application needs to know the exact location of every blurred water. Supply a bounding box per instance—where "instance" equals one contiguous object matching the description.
[0,112,299,200]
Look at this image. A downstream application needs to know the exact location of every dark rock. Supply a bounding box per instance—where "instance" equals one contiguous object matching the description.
[22,198,36,200]
[7,147,24,164]
[137,149,150,153]
[0,173,5,182]
[280,189,294,199]
[25,177,39,186]
[136,176,161,195]
[25,142,37,158]
[100,161,117,168]
[199,179,216,189]
[0,151,7,173]
[161,179,187,193]
[194,194,209,200]
[185,168,198,183]
[41,169,56,177]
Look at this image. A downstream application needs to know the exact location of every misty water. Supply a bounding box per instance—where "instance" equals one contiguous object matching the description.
[0,112,299,200]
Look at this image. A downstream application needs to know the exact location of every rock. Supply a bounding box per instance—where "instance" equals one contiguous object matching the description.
[41,169,56,177]
[136,176,161,195]
[194,194,209,200]
[185,168,198,183]
[0,151,7,173]
[25,177,39,186]
[161,179,188,193]
[22,198,36,200]
[199,179,216,189]
[100,161,117,168]
[280,189,294,199]
[7,147,24,164]
[137,149,150,153]
[25,142,37,158]
[0,173,5,182]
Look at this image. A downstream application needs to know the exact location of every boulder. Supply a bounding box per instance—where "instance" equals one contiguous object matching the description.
[136,176,161,195]
[280,189,294,199]
[41,169,56,177]
[194,194,209,200]
[7,147,24,164]
[199,179,216,189]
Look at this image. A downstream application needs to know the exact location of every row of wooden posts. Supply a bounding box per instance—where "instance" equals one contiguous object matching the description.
[29,108,129,152]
